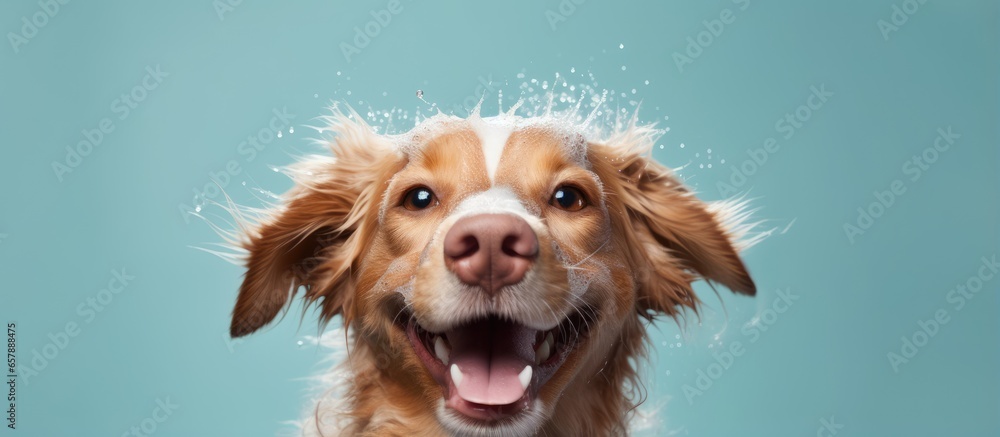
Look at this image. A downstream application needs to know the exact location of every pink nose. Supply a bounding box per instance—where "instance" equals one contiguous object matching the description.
[443,214,539,296]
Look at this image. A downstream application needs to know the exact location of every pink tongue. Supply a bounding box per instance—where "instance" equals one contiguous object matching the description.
[447,318,535,405]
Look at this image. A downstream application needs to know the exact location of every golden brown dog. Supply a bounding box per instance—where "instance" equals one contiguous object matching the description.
[227,108,755,436]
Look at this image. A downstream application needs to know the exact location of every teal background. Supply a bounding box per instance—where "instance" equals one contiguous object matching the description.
[1,0,997,436]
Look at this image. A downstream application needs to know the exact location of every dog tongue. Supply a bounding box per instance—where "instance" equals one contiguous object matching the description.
[447,318,535,405]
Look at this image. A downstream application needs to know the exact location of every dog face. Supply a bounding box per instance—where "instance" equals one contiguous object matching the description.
[228,111,755,436]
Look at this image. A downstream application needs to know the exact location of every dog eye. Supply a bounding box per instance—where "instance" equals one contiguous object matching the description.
[550,186,587,212]
[402,187,438,211]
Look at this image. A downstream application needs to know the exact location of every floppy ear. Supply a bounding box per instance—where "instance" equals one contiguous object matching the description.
[229,115,398,337]
[590,139,755,318]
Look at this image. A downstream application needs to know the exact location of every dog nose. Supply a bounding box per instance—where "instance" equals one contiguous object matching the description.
[443,214,539,295]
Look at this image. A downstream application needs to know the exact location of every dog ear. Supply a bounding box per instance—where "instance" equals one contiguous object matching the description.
[230,114,398,337]
[590,139,755,318]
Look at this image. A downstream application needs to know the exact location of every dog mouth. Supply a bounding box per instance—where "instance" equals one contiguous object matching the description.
[404,311,591,423]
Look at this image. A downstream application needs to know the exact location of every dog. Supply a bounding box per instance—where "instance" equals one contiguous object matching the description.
[226,107,756,436]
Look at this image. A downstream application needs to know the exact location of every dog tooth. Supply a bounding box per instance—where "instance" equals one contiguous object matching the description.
[450,364,463,386]
[536,340,551,363]
[518,366,532,390]
[544,332,554,348]
[434,336,450,363]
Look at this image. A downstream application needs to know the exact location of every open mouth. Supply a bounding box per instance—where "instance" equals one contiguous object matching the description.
[404,312,591,423]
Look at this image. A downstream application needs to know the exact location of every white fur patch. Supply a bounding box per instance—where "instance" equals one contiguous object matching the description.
[388,112,593,188]
[469,116,515,182]
[449,186,538,221]
[436,398,549,437]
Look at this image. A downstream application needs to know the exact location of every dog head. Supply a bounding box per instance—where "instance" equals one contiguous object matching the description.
[228,109,755,435]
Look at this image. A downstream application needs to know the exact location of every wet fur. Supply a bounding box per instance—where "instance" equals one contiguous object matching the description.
[227,110,755,436]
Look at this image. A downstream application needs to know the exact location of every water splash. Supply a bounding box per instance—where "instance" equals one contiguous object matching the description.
[321,70,664,145]
[199,70,776,436]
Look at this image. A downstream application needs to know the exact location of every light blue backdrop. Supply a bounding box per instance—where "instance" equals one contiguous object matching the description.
[1,1,997,436]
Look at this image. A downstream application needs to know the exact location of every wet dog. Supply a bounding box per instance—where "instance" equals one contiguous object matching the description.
[227,108,755,436]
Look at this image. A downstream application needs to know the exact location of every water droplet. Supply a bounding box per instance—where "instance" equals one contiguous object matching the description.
[241,181,246,186]
[645,80,650,85]
[665,370,671,376]
[707,148,712,153]
[675,334,680,339]
[620,43,625,49]
[621,65,627,71]
[336,71,342,76]
[680,143,685,148]
[721,159,726,164]
[297,340,304,347]
[659,144,664,149]
[631,88,636,94]
[676,342,682,347]
[695,153,700,158]
[313,93,318,98]
[277,131,283,138]
[194,205,201,212]
[570,67,576,73]
[707,164,713,168]
[382,91,388,96]
[288,127,294,134]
